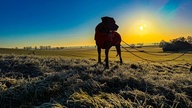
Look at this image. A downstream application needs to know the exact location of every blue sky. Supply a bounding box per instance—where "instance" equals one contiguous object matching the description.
[0,0,192,48]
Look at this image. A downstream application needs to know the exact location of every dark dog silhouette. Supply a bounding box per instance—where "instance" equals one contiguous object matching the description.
[95,16,123,68]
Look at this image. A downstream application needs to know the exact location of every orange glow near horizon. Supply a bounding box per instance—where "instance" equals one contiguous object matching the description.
[118,17,160,44]
[115,5,192,45]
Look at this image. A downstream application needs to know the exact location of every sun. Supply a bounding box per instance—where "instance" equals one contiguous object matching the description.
[139,26,144,31]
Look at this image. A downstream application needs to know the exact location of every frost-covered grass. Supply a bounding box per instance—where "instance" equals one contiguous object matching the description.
[0,54,192,108]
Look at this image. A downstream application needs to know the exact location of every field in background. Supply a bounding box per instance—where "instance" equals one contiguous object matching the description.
[0,47,192,107]
[0,46,192,64]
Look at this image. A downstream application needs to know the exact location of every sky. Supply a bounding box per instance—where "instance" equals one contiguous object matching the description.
[0,0,192,48]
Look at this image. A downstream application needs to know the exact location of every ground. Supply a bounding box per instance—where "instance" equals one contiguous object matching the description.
[0,47,192,108]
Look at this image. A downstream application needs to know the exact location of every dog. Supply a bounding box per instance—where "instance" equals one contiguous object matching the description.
[94,16,123,68]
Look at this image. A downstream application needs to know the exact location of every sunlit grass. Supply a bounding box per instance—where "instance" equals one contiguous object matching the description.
[0,47,192,64]
[0,47,192,107]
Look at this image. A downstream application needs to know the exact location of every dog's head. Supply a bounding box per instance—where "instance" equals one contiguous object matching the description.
[101,16,115,24]
[101,16,119,32]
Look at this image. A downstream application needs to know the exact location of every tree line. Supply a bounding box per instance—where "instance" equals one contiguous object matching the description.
[159,36,192,52]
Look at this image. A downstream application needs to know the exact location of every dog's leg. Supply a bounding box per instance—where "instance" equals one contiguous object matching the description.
[116,44,123,64]
[105,48,110,68]
[97,46,101,63]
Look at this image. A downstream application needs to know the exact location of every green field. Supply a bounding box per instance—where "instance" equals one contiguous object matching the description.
[0,47,192,107]
[1,46,192,64]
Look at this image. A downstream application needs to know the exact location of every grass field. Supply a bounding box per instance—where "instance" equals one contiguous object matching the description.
[0,47,192,107]
[0,46,192,64]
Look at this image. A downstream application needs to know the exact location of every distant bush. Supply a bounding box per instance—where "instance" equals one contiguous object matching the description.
[160,36,192,52]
